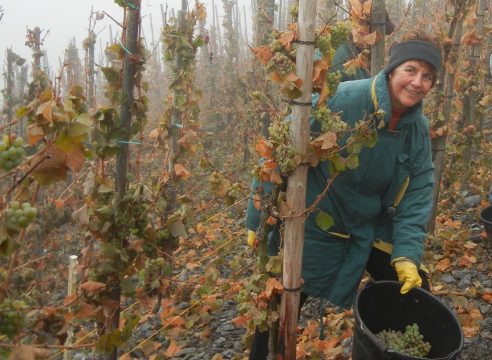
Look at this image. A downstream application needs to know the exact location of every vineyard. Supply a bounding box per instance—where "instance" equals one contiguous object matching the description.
[0,0,491,360]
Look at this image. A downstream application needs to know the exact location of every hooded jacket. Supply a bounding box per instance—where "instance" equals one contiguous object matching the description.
[246,69,434,308]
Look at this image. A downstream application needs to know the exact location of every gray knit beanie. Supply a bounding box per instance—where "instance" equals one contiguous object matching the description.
[386,40,442,75]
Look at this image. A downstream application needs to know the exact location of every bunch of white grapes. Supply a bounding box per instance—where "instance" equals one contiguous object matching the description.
[0,134,25,171]
[4,201,38,231]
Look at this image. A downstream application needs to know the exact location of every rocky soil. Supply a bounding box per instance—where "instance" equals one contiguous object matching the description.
[35,202,492,360]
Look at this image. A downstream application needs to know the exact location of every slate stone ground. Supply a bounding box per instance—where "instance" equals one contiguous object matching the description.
[54,203,492,360]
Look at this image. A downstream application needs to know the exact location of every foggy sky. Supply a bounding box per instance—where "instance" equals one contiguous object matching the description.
[0,0,232,92]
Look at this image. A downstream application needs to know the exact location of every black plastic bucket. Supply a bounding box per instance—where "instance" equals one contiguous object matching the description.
[352,281,463,360]
[479,205,492,250]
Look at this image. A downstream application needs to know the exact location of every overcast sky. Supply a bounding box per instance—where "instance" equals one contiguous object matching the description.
[0,0,238,90]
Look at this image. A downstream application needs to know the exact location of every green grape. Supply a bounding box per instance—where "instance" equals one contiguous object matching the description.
[13,137,24,147]
[316,34,332,54]
[376,323,431,358]
[330,22,351,50]
[4,201,37,230]
[0,134,25,171]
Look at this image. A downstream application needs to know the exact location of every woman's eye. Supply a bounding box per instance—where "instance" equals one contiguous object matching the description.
[423,74,434,81]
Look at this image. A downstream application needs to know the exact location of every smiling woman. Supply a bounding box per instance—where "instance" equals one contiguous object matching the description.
[246,29,443,360]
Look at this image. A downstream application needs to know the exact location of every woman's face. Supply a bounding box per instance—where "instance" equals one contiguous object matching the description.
[388,60,435,111]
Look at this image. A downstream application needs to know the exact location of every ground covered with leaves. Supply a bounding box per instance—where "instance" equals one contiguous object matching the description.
[13,191,491,360]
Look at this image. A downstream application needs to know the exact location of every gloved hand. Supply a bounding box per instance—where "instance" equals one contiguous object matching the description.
[247,230,257,248]
[393,258,422,294]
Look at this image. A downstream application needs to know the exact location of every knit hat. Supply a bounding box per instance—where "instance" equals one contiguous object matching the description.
[386,40,442,75]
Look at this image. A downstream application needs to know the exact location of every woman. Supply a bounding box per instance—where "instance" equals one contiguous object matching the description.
[246,29,442,359]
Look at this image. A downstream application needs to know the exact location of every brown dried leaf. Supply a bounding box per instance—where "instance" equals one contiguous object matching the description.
[65,142,85,173]
[174,163,191,179]
[353,30,377,47]
[252,46,273,65]
[28,125,45,145]
[178,130,200,145]
[313,60,329,86]
[435,257,451,272]
[80,280,106,293]
[311,132,338,150]
[74,302,98,320]
[264,277,284,299]
[279,28,297,49]
[8,345,51,360]
[255,138,273,159]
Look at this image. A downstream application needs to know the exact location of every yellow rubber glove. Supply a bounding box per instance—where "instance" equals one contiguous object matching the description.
[393,258,422,294]
[247,230,257,248]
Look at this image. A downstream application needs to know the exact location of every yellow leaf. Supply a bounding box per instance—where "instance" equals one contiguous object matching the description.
[195,1,207,20]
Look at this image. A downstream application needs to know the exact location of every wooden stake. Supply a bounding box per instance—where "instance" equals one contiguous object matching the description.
[63,255,78,360]
[277,1,317,359]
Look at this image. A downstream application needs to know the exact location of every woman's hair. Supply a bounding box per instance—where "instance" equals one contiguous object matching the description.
[399,29,442,51]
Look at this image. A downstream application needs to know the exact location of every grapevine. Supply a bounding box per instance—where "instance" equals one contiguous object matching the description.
[0,134,25,171]
[376,323,431,357]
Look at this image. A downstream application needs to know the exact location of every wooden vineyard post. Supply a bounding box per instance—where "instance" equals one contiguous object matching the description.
[370,0,386,74]
[63,255,78,360]
[277,1,317,359]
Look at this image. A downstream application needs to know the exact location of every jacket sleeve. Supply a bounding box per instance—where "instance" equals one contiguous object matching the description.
[390,125,434,265]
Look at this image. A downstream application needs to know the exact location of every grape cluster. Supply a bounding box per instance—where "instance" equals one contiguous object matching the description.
[275,143,297,174]
[316,34,332,54]
[376,323,431,358]
[330,22,351,50]
[225,182,242,205]
[0,134,25,171]
[314,107,348,133]
[268,121,290,143]
[271,39,283,53]
[4,201,38,231]
[0,299,26,339]
[267,52,294,76]
[326,70,343,97]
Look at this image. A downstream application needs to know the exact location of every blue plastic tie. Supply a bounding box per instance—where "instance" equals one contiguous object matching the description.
[124,0,140,10]
[116,140,142,145]
[118,40,133,56]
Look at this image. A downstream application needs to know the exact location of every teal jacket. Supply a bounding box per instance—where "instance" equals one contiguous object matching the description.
[331,42,371,82]
[246,70,434,308]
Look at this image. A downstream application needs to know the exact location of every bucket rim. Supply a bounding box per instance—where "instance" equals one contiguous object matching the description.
[479,205,492,225]
[354,280,464,360]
